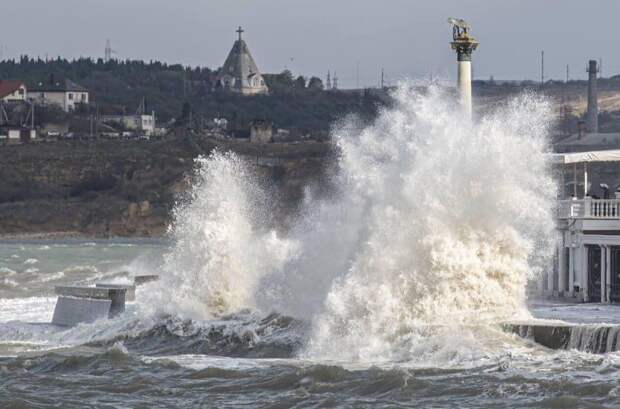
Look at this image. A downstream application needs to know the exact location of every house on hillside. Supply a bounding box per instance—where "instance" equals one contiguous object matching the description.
[216,27,269,95]
[28,76,89,112]
[0,80,27,102]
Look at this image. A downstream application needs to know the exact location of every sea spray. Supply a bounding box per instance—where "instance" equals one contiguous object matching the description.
[157,151,296,319]
[156,83,557,362]
[303,85,557,361]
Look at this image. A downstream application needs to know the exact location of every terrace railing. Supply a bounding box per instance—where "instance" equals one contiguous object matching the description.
[558,198,620,219]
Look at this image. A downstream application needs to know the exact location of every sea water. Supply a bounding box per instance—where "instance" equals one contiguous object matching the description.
[2,85,620,408]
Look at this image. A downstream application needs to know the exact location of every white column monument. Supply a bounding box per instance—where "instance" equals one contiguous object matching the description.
[449,18,479,119]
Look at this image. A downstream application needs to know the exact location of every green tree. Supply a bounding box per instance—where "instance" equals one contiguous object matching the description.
[308,77,324,91]
[295,76,306,89]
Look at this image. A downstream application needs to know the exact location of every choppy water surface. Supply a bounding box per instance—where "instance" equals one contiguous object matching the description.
[2,86,620,407]
[1,241,620,408]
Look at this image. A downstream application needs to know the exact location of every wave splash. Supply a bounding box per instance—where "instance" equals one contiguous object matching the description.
[156,83,557,363]
[157,153,295,319]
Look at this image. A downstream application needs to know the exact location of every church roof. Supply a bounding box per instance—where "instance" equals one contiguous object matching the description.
[219,27,268,93]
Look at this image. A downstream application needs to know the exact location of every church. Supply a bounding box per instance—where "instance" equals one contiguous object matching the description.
[216,27,269,95]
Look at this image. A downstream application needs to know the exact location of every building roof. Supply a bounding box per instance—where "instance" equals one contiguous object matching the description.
[552,149,620,164]
[219,28,268,93]
[0,80,25,98]
[30,77,88,93]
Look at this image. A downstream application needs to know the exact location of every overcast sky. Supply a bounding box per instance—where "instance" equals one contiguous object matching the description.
[2,0,618,88]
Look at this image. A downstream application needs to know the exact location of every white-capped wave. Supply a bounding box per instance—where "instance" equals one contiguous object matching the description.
[147,83,556,365]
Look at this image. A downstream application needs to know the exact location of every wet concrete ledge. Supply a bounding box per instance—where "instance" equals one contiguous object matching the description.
[51,275,159,327]
[503,322,620,353]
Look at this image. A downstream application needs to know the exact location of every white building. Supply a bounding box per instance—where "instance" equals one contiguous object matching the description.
[0,80,27,102]
[28,77,89,112]
[546,149,620,303]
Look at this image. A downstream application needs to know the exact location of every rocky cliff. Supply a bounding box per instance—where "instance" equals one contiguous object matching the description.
[0,137,333,237]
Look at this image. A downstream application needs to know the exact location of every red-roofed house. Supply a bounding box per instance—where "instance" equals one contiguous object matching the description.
[0,80,27,102]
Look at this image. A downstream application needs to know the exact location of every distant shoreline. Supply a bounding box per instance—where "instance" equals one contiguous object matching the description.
[0,231,164,241]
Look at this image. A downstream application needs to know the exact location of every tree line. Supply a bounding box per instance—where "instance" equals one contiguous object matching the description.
[0,56,384,132]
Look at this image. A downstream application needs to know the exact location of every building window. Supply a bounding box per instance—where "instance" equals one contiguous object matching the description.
[81,94,87,101]
[68,93,74,100]
[18,88,24,96]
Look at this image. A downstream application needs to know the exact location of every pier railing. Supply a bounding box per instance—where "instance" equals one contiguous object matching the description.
[558,198,620,219]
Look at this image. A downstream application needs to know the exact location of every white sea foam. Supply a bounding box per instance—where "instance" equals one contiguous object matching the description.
[0,267,16,276]
[302,86,555,361]
[38,271,65,283]
[151,152,295,319]
[24,258,38,265]
[1,278,18,288]
[156,83,557,364]
[0,297,57,323]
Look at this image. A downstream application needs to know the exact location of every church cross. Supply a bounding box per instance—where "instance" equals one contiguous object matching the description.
[237,26,244,40]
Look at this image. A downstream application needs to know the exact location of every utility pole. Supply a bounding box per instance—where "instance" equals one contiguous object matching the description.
[356,62,360,89]
[95,104,99,138]
[566,64,569,83]
[541,50,545,88]
[381,68,385,89]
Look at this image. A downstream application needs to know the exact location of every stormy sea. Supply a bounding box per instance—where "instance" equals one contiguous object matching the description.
[2,85,620,408]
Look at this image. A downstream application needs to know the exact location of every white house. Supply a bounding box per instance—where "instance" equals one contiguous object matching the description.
[28,77,89,112]
[545,149,620,303]
[0,80,27,102]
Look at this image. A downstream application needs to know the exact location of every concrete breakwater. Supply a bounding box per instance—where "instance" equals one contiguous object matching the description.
[51,275,159,326]
[503,322,620,353]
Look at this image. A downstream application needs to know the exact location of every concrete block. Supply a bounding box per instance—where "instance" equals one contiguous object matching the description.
[52,296,112,326]
[502,322,620,353]
[502,323,572,350]
[95,283,136,301]
[52,285,127,327]
[134,275,159,286]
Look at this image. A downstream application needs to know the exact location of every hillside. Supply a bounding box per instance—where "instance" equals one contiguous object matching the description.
[0,57,382,132]
[0,136,333,237]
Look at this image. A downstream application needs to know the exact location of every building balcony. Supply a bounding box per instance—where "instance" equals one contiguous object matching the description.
[558,198,620,219]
